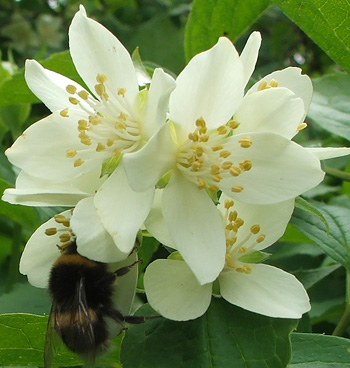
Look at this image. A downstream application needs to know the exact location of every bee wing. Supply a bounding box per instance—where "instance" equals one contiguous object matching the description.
[76,276,95,347]
[44,303,62,368]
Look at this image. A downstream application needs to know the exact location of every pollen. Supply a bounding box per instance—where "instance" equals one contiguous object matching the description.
[45,227,57,236]
[66,85,77,94]
[60,108,69,117]
[66,149,77,158]
[74,158,85,167]
[238,137,252,148]
[231,185,244,193]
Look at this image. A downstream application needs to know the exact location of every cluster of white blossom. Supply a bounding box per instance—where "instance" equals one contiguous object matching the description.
[3,6,350,321]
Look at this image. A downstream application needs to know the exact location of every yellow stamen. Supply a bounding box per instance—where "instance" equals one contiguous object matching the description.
[66,85,77,94]
[219,150,231,158]
[196,117,206,127]
[60,108,69,117]
[244,265,252,274]
[209,184,219,192]
[68,97,79,105]
[217,125,228,135]
[66,149,77,158]
[74,158,84,167]
[96,74,107,83]
[238,246,247,253]
[230,166,241,177]
[250,224,261,234]
[224,199,234,209]
[45,228,57,236]
[228,211,237,222]
[96,143,106,152]
[297,122,307,131]
[188,132,199,142]
[59,233,71,242]
[256,234,266,243]
[78,90,89,100]
[197,178,207,189]
[239,160,252,171]
[222,161,233,170]
[257,80,268,91]
[212,144,223,152]
[231,185,244,193]
[239,137,252,148]
[118,88,126,96]
[228,120,240,129]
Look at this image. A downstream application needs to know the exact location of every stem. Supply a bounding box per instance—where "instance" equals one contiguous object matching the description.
[5,224,22,293]
[324,166,350,182]
[332,271,350,336]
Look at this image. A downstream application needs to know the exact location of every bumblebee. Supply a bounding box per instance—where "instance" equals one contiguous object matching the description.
[44,240,145,367]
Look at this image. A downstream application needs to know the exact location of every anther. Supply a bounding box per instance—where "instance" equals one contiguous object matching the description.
[228,211,237,222]
[256,234,266,243]
[107,139,114,147]
[96,143,106,152]
[297,122,307,131]
[188,132,199,142]
[250,224,261,234]
[235,218,244,227]
[210,164,221,175]
[209,184,219,192]
[228,120,240,129]
[217,125,228,135]
[224,199,234,209]
[222,161,233,170]
[244,265,252,274]
[66,85,77,94]
[95,84,106,98]
[54,214,68,224]
[74,158,85,167]
[219,150,231,158]
[231,185,244,193]
[89,115,101,125]
[45,228,57,236]
[199,135,209,142]
[239,160,252,171]
[78,119,88,129]
[212,174,223,182]
[96,74,107,83]
[230,166,241,177]
[78,90,89,100]
[269,79,278,87]
[195,146,204,156]
[191,161,202,171]
[212,144,223,152]
[236,265,245,273]
[238,137,252,148]
[197,178,207,189]
[68,97,79,105]
[195,117,206,127]
[118,88,126,96]
[60,108,69,117]
[238,246,247,253]
[257,80,268,91]
[66,149,77,158]
[59,233,71,242]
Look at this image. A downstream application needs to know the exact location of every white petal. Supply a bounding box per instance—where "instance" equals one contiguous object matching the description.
[219,264,310,318]
[144,189,175,248]
[169,37,244,132]
[2,168,104,206]
[71,197,129,263]
[144,259,212,321]
[94,163,154,253]
[69,7,138,104]
[248,67,313,113]
[234,87,305,139]
[140,68,176,140]
[123,124,177,192]
[221,132,324,204]
[306,147,350,160]
[25,60,93,113]
[218,194,294,251]
[6,110,104,181]
[240,31,261,87]
[162,172,226,285]
[19,210,73,288]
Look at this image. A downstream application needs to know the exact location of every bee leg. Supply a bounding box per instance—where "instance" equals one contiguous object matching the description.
[113,259,143,277]
[123,315,161,324]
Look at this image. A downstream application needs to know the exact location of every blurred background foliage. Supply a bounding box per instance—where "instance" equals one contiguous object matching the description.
[0,0,350,366]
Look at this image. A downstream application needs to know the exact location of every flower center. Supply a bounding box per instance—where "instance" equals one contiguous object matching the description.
[45,212,75,251]
[222,199,266,274]
[60,74,143,168]
[176,117,253,193]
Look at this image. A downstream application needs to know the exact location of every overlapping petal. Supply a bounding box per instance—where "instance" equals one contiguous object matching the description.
[220,132,324,204]
[162,172,226,284]
[71,197,128,263]
[307,147,350,160]
[219,264,310,318]
[144,259,212,321]
[233,87,305,139]
[94,163,154,254]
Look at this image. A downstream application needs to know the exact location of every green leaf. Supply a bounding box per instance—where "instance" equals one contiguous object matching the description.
[291,202,350,271]
[295,197,329,233]
[274,0,350,73]
[122,299,297,368]
[290,333,350,367]
[308,74,350,141]
[294,264,341,290]
[238,250,271,264]
[0,179,39,230]
[0,313,122,367]
[0,51,84,107]
[184,0,270,61]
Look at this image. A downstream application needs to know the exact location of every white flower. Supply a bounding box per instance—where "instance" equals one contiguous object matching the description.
[20,209,138,331]
[4,5,175,257]
[144,194,310,321]
[123,32,350,285]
